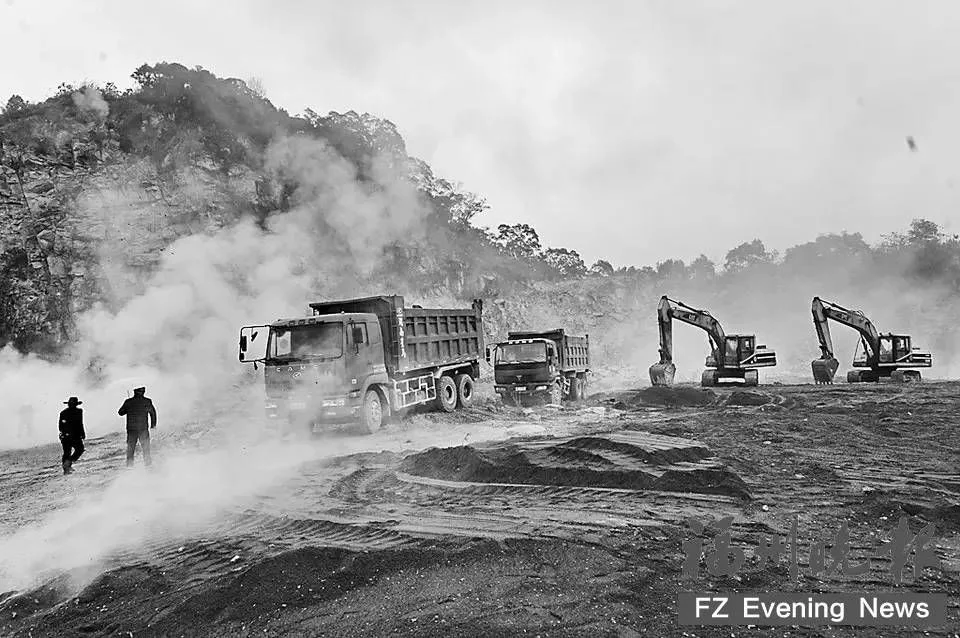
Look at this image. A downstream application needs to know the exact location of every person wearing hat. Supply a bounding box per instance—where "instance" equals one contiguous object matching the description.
[118,386,157,467]
[59,396,86,475]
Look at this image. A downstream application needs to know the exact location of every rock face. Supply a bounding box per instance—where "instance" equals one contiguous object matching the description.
[0,145,259,352]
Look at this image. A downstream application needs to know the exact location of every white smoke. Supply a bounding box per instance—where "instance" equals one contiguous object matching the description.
[0,134,431,451]
[71,86,109,119]
[0,127,453,595]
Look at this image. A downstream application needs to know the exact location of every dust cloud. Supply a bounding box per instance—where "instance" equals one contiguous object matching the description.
[1,133,430,451]
[0,130,447,592]
[70,86,109,119]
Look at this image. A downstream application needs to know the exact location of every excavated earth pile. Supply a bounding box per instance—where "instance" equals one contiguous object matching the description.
[400,431,751,499]
[598,385,719,409]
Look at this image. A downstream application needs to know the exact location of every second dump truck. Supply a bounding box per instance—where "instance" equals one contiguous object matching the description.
[239,295,483,433]
[488,329,590,405]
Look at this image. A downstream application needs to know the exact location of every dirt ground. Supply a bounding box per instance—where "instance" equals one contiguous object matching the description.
[0,381,957,637]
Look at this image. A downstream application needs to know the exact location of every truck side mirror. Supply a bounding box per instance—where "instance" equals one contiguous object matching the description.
[485,347,491,364]
[352,326,365,345]
[239,335,248,353]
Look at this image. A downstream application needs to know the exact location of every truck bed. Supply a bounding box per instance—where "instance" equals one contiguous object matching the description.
[309,296,483,377]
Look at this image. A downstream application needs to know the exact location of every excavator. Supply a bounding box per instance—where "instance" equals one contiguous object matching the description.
[649,296,777,387]
[810,297,932,384]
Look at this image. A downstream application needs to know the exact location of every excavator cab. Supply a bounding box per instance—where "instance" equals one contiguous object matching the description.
[856,334,913,365]
[709,335,755,368]
[712,335,775,368]
[888,335,912,361]
[728,335,754,366]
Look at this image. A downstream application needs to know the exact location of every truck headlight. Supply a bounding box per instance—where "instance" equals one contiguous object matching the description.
[535,385,547,391]
[347,390,361,399]
[322,398,346,407]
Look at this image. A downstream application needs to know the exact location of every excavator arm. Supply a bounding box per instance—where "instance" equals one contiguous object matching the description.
[651,296,726,385]
[656,296,726,361]
[810,296,880,383]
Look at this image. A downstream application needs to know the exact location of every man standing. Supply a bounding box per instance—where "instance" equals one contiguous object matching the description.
[118,386,157,467]
[59,397,86,474]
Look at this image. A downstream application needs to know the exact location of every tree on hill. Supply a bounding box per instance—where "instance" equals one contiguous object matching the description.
[589,259,615,276]
[495,223,543,261]
[544,248,586,278]
[2,95,26,115]
[724,239,776,273]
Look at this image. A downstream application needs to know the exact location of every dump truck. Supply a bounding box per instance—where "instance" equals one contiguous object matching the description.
[238,296,483,433]
[487,329,590,405]
[810,296,932,384]
[649,296,777,387]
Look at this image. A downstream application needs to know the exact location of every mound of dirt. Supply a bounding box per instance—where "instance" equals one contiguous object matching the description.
[724,390,772,406]
[400,431,750,499]
[612,386,719,408]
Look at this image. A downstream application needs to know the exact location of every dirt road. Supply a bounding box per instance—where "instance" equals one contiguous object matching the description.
[0,382,957,637]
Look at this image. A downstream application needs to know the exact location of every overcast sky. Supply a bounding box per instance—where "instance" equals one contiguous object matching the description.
[2,0,959,267]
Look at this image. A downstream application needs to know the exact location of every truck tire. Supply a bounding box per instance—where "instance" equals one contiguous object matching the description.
[455,373,475,408]
[568,376,583,401]
[359,390,383,433]
[435,375,457,412]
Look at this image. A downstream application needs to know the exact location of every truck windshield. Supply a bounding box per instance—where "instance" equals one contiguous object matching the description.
[270,323,342,360]
[498,342,547,364]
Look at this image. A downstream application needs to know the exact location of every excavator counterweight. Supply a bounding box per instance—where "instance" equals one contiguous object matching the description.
[649,296,776,388]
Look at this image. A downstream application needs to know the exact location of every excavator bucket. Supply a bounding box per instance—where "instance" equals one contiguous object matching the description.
[811,357,839,384]
[649,361,676,386]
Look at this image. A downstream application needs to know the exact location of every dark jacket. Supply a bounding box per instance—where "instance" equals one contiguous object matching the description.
[59,406,85,439]
[118,395,157,431]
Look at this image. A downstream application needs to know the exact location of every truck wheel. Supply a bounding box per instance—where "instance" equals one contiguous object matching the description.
[455,374,475,408]
[359,390,383,433]
[569,377,583,401]
[435,376,457,412]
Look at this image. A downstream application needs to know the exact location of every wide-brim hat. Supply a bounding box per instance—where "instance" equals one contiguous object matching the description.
[64,397,82,405]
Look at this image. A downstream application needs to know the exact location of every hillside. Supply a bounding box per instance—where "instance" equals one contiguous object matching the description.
[2,61,960,395]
